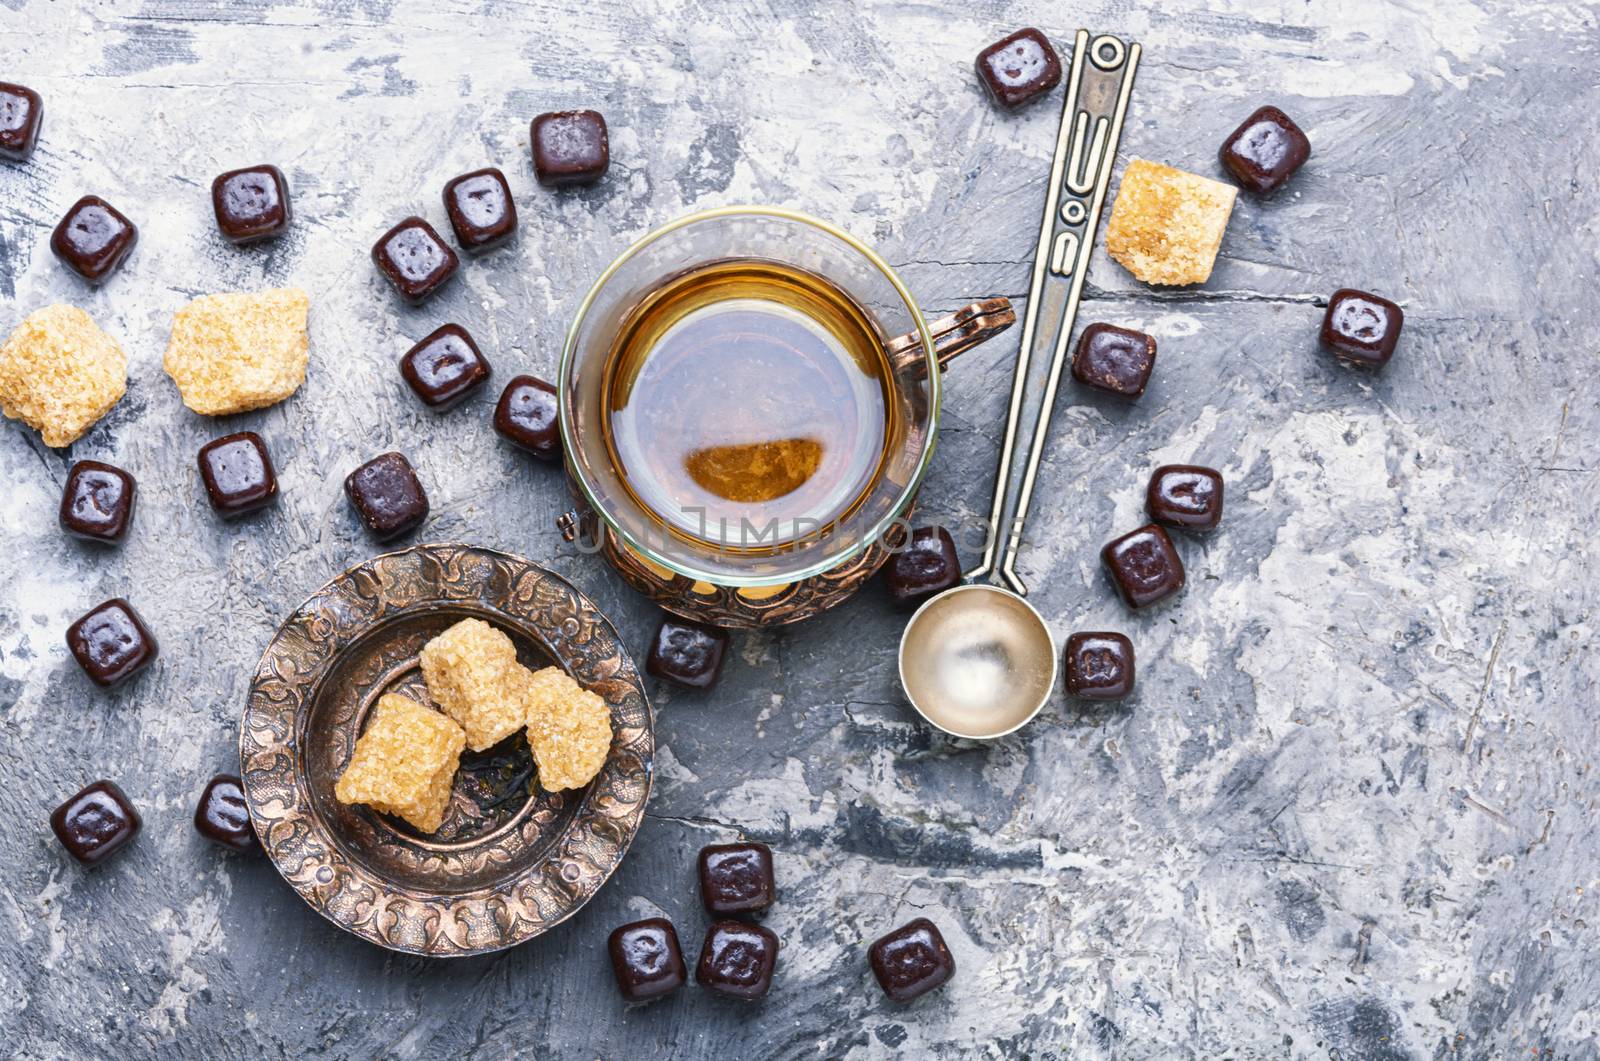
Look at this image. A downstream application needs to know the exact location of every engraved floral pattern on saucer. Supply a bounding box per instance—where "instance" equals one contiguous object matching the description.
[240,543,653,956]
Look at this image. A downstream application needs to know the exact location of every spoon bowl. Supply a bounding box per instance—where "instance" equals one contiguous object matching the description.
[898,584,1056,739]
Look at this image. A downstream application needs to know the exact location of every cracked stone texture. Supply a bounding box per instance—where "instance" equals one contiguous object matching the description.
[2,0,1597,1057]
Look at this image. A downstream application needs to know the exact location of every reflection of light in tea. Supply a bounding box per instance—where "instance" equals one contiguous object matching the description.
[683,438,824,503]
[601,260,898,547]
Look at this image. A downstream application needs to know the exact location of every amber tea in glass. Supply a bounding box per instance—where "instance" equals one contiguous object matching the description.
[600,258,902,548]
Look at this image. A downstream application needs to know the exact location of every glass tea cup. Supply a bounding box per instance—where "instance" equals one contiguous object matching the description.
[559,206,1011,592]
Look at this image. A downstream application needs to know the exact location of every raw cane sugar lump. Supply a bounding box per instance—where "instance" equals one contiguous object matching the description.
[163,288,309,415]
[0,305,126,447]
[418,618,530,752]
[1105,160,1237,286]
[521,666,612,792]
[334,693,465,834]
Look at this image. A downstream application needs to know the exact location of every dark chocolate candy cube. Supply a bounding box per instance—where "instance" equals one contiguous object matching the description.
[51,780,141,866]
[1147,465,1224,532]
[1073,323,1156,397]
[0,82,43,161]
[699,842,776,915]
[493,374,561,461]
[400,324,492,410]
[51,195,137,284]
[608,918,687,1003]
[869,917,955,1002]
[646,617,728,690]
[345,451,428,542]
[1064,632,1135,700]
[66,598,158,688]
[198,431,279,518]
[1321,289,1403,367]
[372,217,458,304]
[194,774,258,852]
[1101,524,1185,609]
[1219,105,1310,195]
[883,526,961,608]
[59,459,136,543]
[531,110,609,186]
[443,167,517,253]
[211,164,291,244]
[975,28,1062,110]
[697,920,779,1000]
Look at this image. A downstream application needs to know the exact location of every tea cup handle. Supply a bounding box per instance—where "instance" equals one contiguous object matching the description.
[885,297,1016,379]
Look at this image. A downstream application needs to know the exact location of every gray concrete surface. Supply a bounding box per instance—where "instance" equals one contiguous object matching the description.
[2,0,1597,1057]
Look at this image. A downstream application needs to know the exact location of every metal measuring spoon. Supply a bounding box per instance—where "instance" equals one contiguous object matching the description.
[897,30,1141,739]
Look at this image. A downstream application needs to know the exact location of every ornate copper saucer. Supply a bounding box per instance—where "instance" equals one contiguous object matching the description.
[239,543,652,956]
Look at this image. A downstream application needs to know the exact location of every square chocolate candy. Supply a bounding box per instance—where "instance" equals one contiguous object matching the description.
[1219,105,1310,195]
[493,375,561,461]
[59,459,136,543]
[975,28,1062,110]
[51,195,137,284]
[1146,465,1224,532]
[51,780,141,866]
[646,617,729,690]
[883,526,961,608]
[1101,524,1185,609]
[869,918,955,1002]
[400,324,492,410]
[372,217,459,304]
[1064,632,1135,700]
[699,841,776,915]
[531,110,609,186]
[0,82,43,161]
[194,774,258,852]
[608,918,687,1003]
[66,598,158,688]
[697,920,780,1000]
[1322,289,1403,367]
[443,167,517,253]
[345,452,429,541]
[198,431,279,518]
[211,164,291,244]
[1072,323,1156,398]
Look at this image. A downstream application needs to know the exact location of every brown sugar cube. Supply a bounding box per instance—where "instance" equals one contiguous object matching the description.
[333,693,464,834]
[1105,159,1237,286]
[162,288,309,415]
[521,666,613,792]
[0,305,126,447]
[418,618,530,752]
